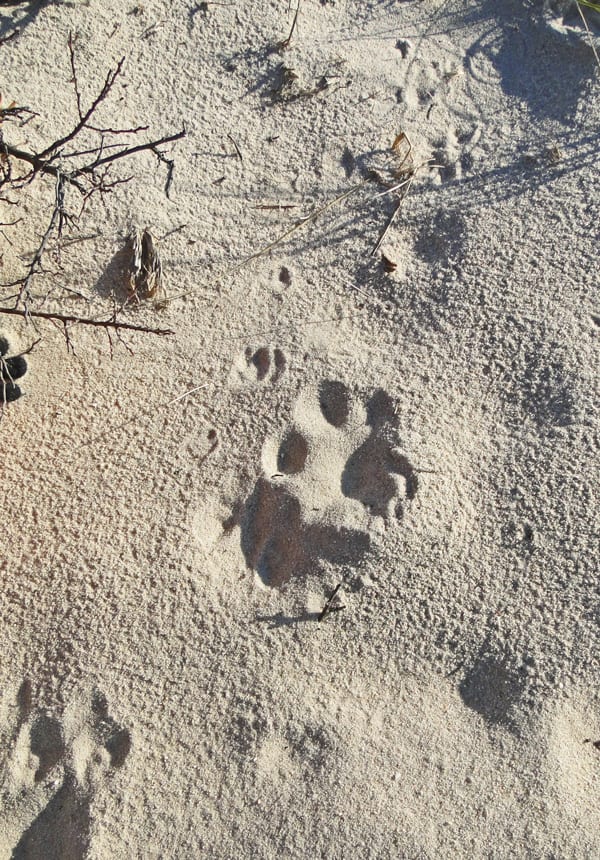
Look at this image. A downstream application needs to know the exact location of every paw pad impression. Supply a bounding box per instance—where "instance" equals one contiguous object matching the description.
[239,380,418,587]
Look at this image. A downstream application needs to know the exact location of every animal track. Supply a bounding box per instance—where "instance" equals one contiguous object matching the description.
[239,380,418,587]
[229,346,286,387]
[431,127,480,184]
[0,682,131,859]
[0,334,28,404]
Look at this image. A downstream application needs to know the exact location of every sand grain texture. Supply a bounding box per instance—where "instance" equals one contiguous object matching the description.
[0,0,598,857]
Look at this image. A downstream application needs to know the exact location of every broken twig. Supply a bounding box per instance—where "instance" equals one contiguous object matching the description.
[318,580,346,622]
[0,305,174,336]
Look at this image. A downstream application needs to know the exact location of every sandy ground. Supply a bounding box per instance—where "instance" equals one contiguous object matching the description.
[0,0,599,857]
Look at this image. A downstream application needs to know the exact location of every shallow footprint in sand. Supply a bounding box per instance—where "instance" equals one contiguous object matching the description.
[1,683,131,860]
[237,379,418,587]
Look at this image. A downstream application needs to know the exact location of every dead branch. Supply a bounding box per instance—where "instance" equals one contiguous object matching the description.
[0,305,174,336]
[0,143,86,191]
[0,29,19,46]
[73,129,186,176]
[371,185,410,256]
[371,132,436,255]
[0,34,186,334]
[0,103,36,125]
[279,0,301,49]
[37,54,127,160]
[12,200,60,306]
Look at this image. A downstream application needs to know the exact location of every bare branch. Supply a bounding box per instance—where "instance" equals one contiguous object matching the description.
[0,104,36,124]
[86,123,150,136]
[37,55,127,160]
[0,34,185,360]
[151,145,175,198]
[1,143,86,190]
[12,203,60,308]
[371,195,405,257]
[74,129,186,176]
[0,28,19,47]
[67,31,83,121]
[0,305,174,336]
[279,0,301,49]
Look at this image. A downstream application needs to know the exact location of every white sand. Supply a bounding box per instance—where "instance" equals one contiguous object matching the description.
[0,0,599,856]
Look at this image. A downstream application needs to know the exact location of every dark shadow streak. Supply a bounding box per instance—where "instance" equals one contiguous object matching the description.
[11,772,90,860]
[171,130,599,265]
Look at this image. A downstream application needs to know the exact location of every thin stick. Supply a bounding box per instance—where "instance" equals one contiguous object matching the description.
[74,129,186,175]
[12,206,60,307]
[167,383,207,404]
[280,0,301,48]
[576,2,600,70]
[0,306,174,335]
[0,29,19,47]
[152,146,175,197]
[371,191,408,256]
[372,175,413,200]
[227,133,243,161]
[1,144,86,191]
[318,580,346,622]
[252,203,298,211]
[237,179,368,269]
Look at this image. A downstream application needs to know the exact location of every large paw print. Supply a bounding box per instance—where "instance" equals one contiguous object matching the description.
[0,334,28,404]
[0,682,131,860]
[239,380,418,587]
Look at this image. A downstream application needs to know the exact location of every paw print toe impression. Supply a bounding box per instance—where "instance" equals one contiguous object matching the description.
[229,346,286,388]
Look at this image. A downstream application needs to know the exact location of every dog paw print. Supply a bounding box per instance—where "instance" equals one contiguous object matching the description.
[238,380,418,587]
[1,682,131,860]
[68,689,132,788]
[0,334,28,404]
[0,680,65,853]
[430,127,481,183]
[229,346,286,388]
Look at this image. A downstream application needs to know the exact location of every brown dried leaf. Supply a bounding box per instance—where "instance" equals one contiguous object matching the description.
[391,131,413,177]
[128,227,166,303]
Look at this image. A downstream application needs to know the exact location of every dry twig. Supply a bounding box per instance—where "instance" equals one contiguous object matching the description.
[0,34,184,354]
[279,0,301,49]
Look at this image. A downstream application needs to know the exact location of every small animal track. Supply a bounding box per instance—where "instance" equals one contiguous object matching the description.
[0,682,131,860]
[229,345,286,387]
[0,334,28,404]
[239,380,418,587]
[431,127,480,184]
